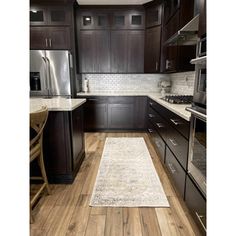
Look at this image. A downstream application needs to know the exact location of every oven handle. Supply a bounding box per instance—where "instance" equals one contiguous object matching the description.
[186,107,206,121]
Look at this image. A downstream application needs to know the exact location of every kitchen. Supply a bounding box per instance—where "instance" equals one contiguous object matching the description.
[1,0,234,235]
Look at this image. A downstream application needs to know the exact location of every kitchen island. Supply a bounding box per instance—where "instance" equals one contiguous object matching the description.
[30,97,86,184]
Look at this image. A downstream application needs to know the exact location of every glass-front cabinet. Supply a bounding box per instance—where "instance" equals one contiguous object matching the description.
[30,5,71,26]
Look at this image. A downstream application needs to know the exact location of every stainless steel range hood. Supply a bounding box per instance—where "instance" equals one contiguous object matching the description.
[164,14,200,46]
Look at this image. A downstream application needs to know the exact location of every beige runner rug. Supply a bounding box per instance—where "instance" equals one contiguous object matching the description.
[90,137,169,207]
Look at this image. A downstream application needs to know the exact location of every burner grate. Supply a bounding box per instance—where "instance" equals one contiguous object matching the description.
[162,95,193,104]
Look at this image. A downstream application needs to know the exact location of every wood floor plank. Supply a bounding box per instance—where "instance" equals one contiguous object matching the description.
[66,207,91,236]
[85,215,106,236]
[91,207,107,215]
[155,208,182,236]
[139,208,162,236]
[123,208,143,236]
[105,208,123,236]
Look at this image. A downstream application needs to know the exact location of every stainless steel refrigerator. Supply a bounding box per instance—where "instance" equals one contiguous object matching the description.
[30,50,73,97]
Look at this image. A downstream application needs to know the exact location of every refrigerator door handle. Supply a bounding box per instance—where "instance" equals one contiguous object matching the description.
[45,57,51,95]
[69,52,73,68]
[41,57,48,90]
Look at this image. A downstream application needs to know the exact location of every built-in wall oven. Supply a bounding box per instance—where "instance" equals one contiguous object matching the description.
[186,38,207,196]
[186,106,206,196]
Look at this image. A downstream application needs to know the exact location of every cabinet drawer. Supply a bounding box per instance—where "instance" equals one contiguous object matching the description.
[150,99,190,139]
[165,147,185,198]
[86,97,108,104]
[148,106,164,124]
[108,96,135,104]
[165,125,188,170]
[185,176,206,235]
[148,121,165,163]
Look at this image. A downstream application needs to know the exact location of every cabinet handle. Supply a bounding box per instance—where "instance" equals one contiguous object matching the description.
[49,38,52,47]
[148,128,154,133]
[168,163,176,174]
[149,102,153,106]
[45,38,48,47]
[148,113,155,118]
[156,122,165,128]
[195,212,206,231]
[156,61,158,71]
[169,138,178,146]
[170,118,183,126]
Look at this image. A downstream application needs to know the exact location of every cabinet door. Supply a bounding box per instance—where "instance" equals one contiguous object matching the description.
[164,45,178,73]
[134,97,147,129]
[144,26,161,72]
[111,11,128,29]
[146,4,162,28]
[79,31,96,73]
[165,147,186,198]
[80,11,95,29]
[127,31,144,73]
[108,104,134,129]
[95,31,110,72]
[47,6,72,25]
[185,176,206,235]
[127,10,145,29]
[30,27,48,49]
[48,27,71,49]
[30,5,48,26]
[198,0,206,38]
[111,30,128,73]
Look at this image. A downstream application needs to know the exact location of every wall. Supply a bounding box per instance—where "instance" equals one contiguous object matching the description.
[79,71,195,94]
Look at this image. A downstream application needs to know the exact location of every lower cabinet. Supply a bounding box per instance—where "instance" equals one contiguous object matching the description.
[185,175,206,235]
[82,96,147,131]
[165,147,186,198]
[43,105,85,183]
[108,104,134,129]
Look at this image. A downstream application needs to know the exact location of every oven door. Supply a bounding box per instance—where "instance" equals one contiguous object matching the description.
[193,63,206,106]
[187,107,206,196]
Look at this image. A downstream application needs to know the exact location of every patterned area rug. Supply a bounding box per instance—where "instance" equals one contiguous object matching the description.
[90,137,169,207]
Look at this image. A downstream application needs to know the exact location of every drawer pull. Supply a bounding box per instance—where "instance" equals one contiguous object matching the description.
[170,118,183,126]
[148,113,155,118]
[195,212,206,231]
[148,128,154,133]
[169,138,178,146]
[156,122,165,128]
[168,163,176,174]
[149,102,154,106]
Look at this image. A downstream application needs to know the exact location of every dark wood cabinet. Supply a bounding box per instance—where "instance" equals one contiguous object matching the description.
[108,104,134,129]
[111,30,128,73]
[79,30,110,73]
[146,3,162,28]
[84,97,108,130]
[127,31,144,72]
[144,26,161,72]
[81,96,147,131]
[43,105,85,183]
[30,26,71,49]
[185,175,206,235]
[30,5,72,26]
[198,0,206,38]
[165,147,186,198]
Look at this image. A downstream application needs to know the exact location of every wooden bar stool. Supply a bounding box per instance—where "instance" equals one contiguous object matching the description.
[30,106,50,223]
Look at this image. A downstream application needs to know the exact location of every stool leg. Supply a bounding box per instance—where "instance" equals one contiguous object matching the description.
[38,152,51,195]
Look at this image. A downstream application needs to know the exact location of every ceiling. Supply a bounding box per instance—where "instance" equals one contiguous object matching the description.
[77,0,152,5]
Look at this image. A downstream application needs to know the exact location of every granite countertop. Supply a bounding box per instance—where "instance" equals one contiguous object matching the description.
[77,91,191,121]
[30,97,86,113]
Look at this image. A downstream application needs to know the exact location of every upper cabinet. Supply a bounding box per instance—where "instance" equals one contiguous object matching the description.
[146,4,162,27]
[198,0,206,38]
[76,7,145,73]
[30,5,72,26]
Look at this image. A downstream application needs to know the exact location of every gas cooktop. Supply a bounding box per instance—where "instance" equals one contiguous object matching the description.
[162,95,193,104]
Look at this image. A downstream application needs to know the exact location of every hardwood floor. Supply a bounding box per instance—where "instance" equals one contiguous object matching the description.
[30,132,202,236]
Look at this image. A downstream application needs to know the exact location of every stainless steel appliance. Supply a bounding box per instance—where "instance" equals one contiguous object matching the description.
[30,50,73,97]
[162,95,193,104]
[186,106,206,196]
[186,36,207,196]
